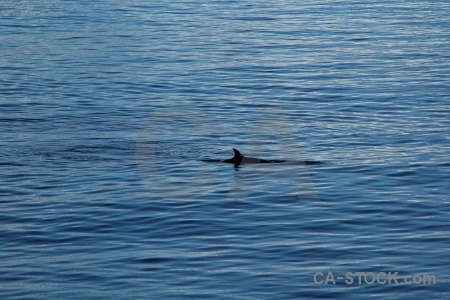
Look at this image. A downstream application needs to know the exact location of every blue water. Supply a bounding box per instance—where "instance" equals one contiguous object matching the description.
[1,1,449,299]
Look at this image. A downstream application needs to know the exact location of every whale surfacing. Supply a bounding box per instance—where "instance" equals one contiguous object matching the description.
[221,148,280,166]
[201,148,323,167]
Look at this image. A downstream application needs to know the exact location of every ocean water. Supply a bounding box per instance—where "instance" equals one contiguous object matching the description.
[1,0,449,299]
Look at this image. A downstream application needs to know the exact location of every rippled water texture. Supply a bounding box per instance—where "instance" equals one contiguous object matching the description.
[1,1,449,299]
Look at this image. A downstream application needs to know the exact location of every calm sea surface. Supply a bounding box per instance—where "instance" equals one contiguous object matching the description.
[1,1,449,299]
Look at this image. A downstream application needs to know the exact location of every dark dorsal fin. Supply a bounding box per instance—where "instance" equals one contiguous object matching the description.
[232,148,243,159]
